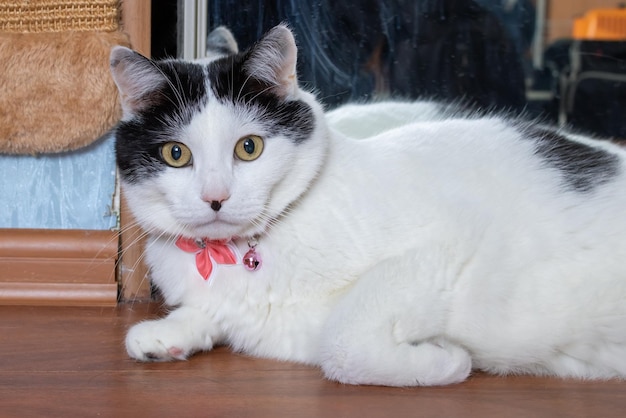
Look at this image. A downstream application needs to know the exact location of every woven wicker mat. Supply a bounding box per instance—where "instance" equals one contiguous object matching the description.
[0,0,129,154]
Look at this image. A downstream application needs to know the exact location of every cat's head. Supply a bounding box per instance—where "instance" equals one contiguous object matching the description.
[110,24,328,241]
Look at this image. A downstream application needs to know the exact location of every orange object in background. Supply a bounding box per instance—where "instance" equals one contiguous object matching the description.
[573,8,626,40]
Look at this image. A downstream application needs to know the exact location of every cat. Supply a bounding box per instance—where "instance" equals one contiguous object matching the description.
[110,24,626,387]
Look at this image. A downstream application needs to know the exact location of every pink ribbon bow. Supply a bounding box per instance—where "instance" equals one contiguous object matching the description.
[176,237,237,280]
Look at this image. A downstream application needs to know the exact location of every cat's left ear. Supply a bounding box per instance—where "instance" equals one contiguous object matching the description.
[244,24,299,99]
[110,46,167,118]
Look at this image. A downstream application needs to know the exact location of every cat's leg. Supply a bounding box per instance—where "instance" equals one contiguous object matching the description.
[543,337,626,379]
[125,305,218,361]
[319,251,472,386]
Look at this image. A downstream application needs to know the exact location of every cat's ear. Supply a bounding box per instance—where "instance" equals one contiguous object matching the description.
[245,24,298,99]
[110,46,166,117]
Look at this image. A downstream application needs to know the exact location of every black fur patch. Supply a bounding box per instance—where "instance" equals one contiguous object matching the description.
[115,61,208,183]
[523,125,621,192]
[208,53,315,144]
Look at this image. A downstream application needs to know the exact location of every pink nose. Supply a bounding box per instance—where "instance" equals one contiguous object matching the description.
[202,194,230,212]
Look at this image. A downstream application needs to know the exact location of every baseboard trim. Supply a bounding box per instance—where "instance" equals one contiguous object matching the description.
[0,282,117,306]
[0,229,118,306]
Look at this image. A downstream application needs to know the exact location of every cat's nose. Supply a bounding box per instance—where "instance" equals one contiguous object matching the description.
[202,192,230,212]
[203,195,229,212]
[210,200,222,211]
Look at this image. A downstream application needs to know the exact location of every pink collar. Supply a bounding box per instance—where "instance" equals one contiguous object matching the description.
[176,236,262,280]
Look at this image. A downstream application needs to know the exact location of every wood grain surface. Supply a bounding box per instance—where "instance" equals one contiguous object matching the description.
[1,303,624,417]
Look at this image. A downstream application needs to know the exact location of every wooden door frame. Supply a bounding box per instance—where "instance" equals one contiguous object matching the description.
[117,0,152,302]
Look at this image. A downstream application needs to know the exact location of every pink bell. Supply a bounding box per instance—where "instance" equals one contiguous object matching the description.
[243,247,262,271]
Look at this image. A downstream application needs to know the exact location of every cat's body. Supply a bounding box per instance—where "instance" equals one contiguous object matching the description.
[111,25,626,386]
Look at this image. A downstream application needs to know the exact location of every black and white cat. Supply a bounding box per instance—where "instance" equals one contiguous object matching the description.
[110,25,626,386]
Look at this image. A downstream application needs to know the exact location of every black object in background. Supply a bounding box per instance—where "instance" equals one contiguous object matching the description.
[153,0,528,112]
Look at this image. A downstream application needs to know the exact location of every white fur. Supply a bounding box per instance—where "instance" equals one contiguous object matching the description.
[121,28,626,387]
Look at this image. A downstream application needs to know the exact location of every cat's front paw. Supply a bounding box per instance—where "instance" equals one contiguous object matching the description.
[125,319,196,362]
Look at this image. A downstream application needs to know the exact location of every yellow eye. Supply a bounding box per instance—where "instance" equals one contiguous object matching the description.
[161,142,192,167]
[234,135,264,161]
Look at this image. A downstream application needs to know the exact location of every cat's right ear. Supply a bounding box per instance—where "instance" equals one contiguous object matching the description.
[244,24,299,100]
[110,46,166,118]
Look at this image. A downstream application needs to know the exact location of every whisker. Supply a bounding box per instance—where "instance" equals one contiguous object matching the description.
[116,204,184,306]
[245,84,276,105]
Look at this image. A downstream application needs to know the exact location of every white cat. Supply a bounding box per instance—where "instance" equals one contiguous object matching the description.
[110,24,626,386]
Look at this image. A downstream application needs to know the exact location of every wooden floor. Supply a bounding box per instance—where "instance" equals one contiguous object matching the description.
[1,304,625,417]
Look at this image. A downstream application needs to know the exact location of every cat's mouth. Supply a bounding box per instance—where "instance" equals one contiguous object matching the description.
[172,205,269,241]
[178,216,250,241]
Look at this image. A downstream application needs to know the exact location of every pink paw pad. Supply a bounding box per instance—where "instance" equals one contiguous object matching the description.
[167,347,185,358]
